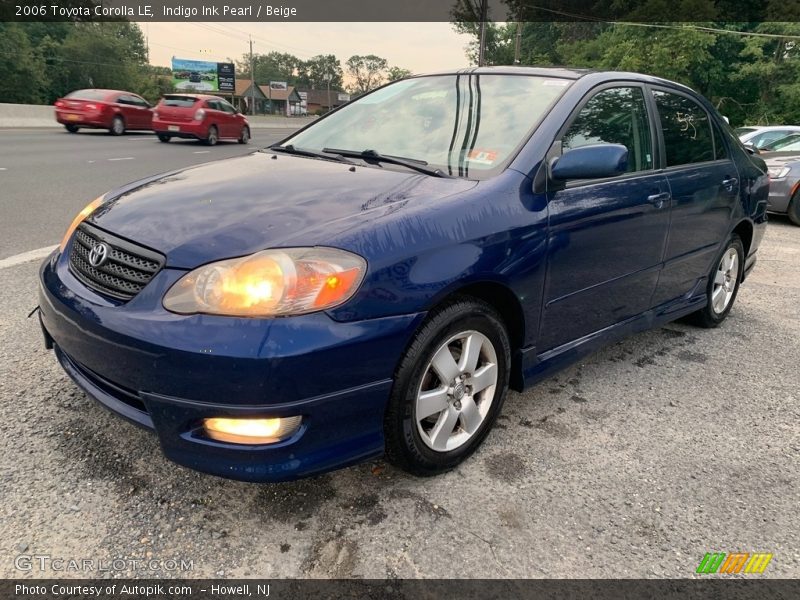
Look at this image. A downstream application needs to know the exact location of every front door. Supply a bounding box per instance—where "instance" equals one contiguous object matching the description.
[539,84,671,352]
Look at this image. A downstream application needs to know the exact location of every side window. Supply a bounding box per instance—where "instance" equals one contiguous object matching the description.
[653,90,714,166]
[115,95,131,105]
[562,87,653,173]
[221,101,237,114]
[205,100,219,111]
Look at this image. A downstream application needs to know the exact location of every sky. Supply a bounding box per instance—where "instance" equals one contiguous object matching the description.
[144,22,474,80]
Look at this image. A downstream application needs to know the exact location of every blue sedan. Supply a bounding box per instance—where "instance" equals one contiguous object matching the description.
[39,67,768,482]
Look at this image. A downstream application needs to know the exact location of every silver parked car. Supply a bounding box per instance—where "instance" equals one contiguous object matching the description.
[761,150,800,225]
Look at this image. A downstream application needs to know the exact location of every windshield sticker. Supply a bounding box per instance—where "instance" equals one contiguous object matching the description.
[466,149,498,165]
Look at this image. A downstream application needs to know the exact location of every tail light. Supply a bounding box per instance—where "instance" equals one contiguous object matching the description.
[153,111,159,119]
[85,104,97,110]
[194,108,206,121]
[54,100,64,108]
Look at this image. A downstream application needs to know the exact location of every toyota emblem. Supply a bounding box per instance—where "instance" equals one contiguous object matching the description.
[88,243,109,267]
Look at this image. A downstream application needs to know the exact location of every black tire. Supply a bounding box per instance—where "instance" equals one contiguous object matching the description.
[788,192,800,226]
[204,125,218,146]
[688,234,744,328]
[157,134,171,143]
[109,115,125,136]
[64,124,79,133]
[384,297,511,475]
[238,126,250,144]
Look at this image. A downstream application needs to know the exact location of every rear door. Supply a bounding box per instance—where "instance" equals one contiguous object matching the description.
[649,88,740,307]
[539,84,671,351]
[113,95,138,128]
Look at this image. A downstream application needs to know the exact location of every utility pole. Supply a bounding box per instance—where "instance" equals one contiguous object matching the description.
[477,0,488,66]
[249,36,255,116]
[514,22,523,64]
[325,72,331,114]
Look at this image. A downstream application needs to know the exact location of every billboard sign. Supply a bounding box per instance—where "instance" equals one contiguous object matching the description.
[171,58,235,93]
[337,93,351,102]
[269,81,288,91]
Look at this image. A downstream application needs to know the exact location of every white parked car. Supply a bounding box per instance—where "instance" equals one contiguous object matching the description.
[736,125,800,149]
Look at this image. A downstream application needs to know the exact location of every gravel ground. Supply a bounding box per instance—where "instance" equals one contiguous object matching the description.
[0,217,797,580]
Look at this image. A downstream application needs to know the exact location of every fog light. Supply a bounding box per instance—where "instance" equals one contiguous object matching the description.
[203,416,302,445]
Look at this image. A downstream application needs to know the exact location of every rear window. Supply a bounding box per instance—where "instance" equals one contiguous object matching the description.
[65,90,109,101]
[161,96,199,107]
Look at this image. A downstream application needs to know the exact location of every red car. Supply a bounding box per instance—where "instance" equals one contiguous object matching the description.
[152,94,250,146]
[54,89,153,135]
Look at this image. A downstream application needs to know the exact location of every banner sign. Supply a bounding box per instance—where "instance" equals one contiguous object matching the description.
[171,58,235,93]
[270,81,288,91]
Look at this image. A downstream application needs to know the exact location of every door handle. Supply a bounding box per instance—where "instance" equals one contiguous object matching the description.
[722,177,738,191]
[647,192,670,209]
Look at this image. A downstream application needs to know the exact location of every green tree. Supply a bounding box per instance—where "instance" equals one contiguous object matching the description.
[345,55,388,95]
[297,54,343,89]
[387,66,413,81]
[0,23,46,103]
[237,51,300,85]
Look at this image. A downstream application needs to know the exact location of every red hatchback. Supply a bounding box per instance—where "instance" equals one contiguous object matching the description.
[54,89,153,135]
[152,94,250,145]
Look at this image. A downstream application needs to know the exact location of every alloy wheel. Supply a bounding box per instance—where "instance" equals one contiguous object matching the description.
[415,330,498,452]
[711,247,739,314]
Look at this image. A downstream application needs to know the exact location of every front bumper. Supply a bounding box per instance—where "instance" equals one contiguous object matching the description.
[39,250,423,482]
[766,176,798,213]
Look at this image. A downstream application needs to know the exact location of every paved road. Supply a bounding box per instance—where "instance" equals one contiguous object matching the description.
[0,128,292,259]
[0,160,797,582]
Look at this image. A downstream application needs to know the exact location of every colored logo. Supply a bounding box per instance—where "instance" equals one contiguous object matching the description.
[696,552,773,574]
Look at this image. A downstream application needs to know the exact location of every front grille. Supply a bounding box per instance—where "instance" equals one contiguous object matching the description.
[69,223,165,301]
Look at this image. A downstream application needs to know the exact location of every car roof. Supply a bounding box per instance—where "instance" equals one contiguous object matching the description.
[744,125,800,131]
[412,66,699,94]
[70,89,135,96]
[162,93,225,101]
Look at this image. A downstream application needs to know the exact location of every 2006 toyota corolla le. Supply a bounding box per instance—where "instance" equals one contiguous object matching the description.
[38,67,768,482]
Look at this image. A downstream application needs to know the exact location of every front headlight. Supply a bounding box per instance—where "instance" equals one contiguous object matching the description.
[59,196,104,252]
[163,247,366,317]
[768,165,790,179]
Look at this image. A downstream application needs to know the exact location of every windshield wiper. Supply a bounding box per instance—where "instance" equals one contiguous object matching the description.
[322,148,449,177]
[267,144,356,165]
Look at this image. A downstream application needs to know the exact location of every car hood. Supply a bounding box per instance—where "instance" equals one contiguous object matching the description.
[760,151,800,166]
[87,152,477,268]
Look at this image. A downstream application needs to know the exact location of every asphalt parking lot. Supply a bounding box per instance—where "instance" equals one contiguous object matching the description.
[0,129,798,579]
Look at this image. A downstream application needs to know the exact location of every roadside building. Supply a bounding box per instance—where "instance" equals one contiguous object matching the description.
[258,85,303,116]
[232,79,269,114]
[300,89,350,115]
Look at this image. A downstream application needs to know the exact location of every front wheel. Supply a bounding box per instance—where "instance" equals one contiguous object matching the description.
[788,192,800,226]
[688,234,744,328]
[238,126,250,144]
[65,124,79,133]
[384,297,511,475]
[204,125,218,146]
[157,134,171,143]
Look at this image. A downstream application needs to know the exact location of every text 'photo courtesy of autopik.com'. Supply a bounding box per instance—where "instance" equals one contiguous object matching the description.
[0,0,798,599]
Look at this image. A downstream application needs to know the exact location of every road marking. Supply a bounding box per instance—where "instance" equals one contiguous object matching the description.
[108,157,134,161]
[127,137,153,141]
[0,167,6,171]
[193,151,210,154]
[0,245,58,270]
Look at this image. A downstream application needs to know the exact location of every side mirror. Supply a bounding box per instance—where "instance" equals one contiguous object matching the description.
[743,142,759,155]
[550,144,628,180]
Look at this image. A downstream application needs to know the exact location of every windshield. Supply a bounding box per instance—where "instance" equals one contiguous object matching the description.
[66,90,109,101]
[162,96,200,107]
[281,74,571,178]
[764,134,800,152]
